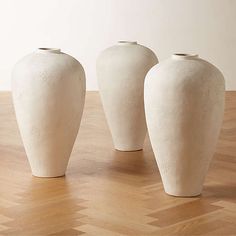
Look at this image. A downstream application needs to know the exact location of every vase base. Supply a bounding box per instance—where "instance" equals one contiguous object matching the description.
[32,173,66,178]
[165,191,201,198]
[115,148,143,152]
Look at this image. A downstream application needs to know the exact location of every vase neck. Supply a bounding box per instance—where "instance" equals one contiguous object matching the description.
[117,41,137,45]
[172,53,198,60]
[37,48,61,54]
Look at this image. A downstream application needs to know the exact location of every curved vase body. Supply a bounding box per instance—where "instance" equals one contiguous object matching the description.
[12,48,86,177]
[144,54,225,196]
[97,41,158,151]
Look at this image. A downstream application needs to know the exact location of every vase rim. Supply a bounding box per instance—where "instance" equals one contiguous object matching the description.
[172,53,199,60]
[117,41,137,45]
[37,48,61,54]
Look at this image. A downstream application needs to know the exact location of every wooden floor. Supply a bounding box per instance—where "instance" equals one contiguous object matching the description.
[0,91,236,236]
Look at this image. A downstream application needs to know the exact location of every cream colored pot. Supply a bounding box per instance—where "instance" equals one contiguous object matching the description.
[12,48,86,177]
[144,54,225,196]
[97,41,158,151]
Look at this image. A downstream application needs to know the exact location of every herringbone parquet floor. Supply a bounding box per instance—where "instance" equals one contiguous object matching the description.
[0,91,235,236]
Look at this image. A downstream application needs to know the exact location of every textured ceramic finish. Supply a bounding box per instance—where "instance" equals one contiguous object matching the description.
[145,54,225,196]
[12,48,86,177]
[97,41,158,151]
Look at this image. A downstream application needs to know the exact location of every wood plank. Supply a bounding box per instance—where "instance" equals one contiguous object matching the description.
[0,91,235,235]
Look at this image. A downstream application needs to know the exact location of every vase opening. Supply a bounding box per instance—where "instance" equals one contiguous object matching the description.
[118,41,137,45]
[37,48,61,53]
[172,53,198,60]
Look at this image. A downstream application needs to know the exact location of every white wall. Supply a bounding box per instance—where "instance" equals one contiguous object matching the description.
[0,0,235,90]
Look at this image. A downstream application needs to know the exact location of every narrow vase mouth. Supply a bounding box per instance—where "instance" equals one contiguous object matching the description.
[172,53,198,60]
[37,48,61,53]
[118,41,137,45]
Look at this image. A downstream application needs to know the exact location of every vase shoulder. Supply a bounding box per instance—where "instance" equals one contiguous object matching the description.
[147,56,224,87]
[97,42,158,68]
[13,49,85,83]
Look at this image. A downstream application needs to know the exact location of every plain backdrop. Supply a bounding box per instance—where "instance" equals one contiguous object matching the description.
[0,0,235,91]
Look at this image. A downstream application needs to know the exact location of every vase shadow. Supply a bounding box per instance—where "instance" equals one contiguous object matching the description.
[203,183,236,200]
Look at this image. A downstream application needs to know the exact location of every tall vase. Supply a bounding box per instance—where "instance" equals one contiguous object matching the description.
[12,48,86,177]
[144,54,225,196]
[97,41,158,151]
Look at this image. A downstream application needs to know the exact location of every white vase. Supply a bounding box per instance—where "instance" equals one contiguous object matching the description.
[144,54,225,196]
[12,48,86,177]
[97,41,158,151]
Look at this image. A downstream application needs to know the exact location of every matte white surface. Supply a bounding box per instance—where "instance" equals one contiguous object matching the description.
[0,0,236,90]
[144,54,225,196]
[12,48,86,177]
[97,42,158,151]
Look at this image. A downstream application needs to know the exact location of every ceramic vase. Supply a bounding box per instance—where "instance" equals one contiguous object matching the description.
[12,48,86,177]
[144,53,225,196]
[97,41,158,151]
